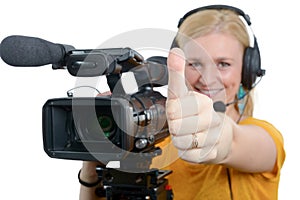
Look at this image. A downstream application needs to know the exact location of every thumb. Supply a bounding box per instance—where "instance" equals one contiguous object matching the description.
[167,48,189,99]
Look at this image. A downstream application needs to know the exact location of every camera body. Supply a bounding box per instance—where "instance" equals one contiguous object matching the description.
[43,90,168,162]
[1,35,173,199]
[42,47,169,163]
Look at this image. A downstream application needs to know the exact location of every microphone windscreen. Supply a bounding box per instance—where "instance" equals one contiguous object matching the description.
[0,35,68,67]
[213,101,226,113]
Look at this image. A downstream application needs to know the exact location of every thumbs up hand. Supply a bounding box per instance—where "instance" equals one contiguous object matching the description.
[166,48,234,164]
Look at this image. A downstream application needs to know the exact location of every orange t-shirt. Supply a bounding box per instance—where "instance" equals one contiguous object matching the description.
[151,117,285,200]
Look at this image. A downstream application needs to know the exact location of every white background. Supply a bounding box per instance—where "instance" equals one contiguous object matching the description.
[0,0,298,199]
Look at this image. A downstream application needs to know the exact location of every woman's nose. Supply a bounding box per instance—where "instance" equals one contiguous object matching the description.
[197,64,222,87]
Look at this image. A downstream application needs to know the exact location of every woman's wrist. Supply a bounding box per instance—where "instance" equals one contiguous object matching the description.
[78,169,100,187]
[79,161,100,186]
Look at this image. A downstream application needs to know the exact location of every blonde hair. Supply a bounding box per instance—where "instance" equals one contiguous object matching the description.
[175,9,254,116]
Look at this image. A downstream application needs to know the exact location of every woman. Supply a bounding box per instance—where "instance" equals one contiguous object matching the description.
[79,5,285,200]
[160,5,285,199]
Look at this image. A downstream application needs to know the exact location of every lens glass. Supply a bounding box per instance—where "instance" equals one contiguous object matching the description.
[97,115,115,138]
[73,105,117,141]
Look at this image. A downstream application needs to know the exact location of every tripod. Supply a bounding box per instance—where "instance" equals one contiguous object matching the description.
[96,167,173,200]
[94,148,173,200]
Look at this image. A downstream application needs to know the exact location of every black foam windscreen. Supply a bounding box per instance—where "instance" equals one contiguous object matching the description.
[213,101,226,113]
[0,35,74,67]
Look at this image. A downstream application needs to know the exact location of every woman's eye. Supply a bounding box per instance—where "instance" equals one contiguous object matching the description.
[188,62,202,68]
[217,62,230,68]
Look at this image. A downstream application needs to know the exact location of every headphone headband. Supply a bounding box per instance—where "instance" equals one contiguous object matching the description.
[177,4,252,28]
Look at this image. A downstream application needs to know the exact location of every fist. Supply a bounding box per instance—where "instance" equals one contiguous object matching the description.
[166,48,233,164]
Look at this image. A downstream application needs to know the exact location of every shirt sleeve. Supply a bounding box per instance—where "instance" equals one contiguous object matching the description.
[239,117,286,180]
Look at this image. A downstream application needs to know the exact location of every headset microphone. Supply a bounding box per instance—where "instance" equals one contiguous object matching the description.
[213,86,251,113]
[213,96,245,113]
[213,101,226,113]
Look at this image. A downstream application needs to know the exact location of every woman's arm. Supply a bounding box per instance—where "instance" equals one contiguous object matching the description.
[79,92,112,199]
[220,121,277,173]
[79,161,102,200]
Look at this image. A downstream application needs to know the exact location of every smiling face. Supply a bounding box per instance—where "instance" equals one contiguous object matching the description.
[176,8,254,117]
[183,32,244,109]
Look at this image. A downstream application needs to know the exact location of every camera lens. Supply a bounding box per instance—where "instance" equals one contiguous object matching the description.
[97,115,115,138]
[75,112,116,141]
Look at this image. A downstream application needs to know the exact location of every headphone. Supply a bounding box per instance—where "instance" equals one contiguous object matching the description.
[174,4,265,90]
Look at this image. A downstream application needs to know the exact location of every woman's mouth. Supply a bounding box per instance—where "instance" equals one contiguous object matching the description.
[196,88,224,98]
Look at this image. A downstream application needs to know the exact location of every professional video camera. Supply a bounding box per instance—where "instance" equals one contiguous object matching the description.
[1,35,173,199]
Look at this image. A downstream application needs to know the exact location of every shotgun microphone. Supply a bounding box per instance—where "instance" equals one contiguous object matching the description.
[0,35,74,67]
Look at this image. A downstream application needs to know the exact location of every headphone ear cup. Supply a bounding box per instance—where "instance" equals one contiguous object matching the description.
[242,47,254,90]
[242,42,261,90]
